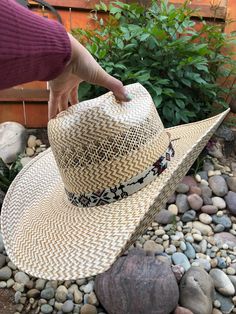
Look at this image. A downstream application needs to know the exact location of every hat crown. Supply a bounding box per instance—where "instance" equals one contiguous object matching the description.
[48,83,170,194]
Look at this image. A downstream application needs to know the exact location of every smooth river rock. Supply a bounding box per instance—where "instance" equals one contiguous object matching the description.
[95,251,179,314]
[209,176,228,197]
[192,221,213,236]
[214,232,236,248]
[179,267,214,314]
[0,122,26,163]
[209,269,235,296]
[225,191,236,215]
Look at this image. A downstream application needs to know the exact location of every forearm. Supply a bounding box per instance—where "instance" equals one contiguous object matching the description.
[0,0,71,90]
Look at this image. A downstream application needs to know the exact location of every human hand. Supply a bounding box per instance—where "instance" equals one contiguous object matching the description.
[48,33,131,119]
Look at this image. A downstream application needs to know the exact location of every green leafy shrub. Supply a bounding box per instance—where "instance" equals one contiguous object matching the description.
[72,0,236,126]
[0,156,23,192]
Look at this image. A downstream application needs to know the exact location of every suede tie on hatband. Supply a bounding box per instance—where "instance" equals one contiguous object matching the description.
[65,141,175,207]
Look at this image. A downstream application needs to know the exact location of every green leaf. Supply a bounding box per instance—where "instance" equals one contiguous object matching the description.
[175,99,185,109]
[153,95,163,107]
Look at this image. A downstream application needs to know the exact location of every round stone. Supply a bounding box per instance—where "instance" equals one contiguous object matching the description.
[182,210,196,222]
[209,176,228,197]
[201,205,218,214]
[27,289,41,299]
[41,304,53,313]
[41,287,55,300]
[184,242,196,259]
[168,204,178,215]
[155,209,174,225]
[7,278,15,288]
[225,191,236,215]
[210,269,235,296]
[62,300,74,313]
[55,285,68,303]
[26,147,34,157]
[226,177,236,193]
[0,266,12,280]
[0,254,6,268]
[214,224,225,233]
[80,304,98,314]
[83,282,94,294]
[199,213,212,224]
[192,221,213,236]
[189,185,202,196]
[226,267,236,275]
[212,197,226,209]
[176,194,190,213]
[35,278,46,290]
[176,183,190,194]
[212,215,232,229]
[214,300,221,308]
[195,174,201,183]
[172,252,191,271]
[0,281,7,288]
[193,234,203,242]
[27,135,37,148]
[187,194,203,210]
[180,241,187,251]
[0,122,26,163]
[14,272,30,285]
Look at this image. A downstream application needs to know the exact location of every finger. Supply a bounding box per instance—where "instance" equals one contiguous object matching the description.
[85,64,131,102]
[48,90,61,120]
[69,85,79,105]
[58,94,69,112]
[105,76,132,102]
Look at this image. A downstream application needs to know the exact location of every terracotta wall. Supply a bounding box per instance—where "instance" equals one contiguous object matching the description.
[0,0,233,127]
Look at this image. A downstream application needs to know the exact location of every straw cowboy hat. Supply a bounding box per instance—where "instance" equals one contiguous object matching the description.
[1,83,229,280]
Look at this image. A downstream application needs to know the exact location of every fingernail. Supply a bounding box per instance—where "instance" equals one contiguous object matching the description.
[125,93,133,101]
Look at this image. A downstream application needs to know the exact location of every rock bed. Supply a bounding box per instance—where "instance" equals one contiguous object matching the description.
[0,152,236,313]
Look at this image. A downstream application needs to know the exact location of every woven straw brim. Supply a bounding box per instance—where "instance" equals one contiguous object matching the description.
[1,109,229,280]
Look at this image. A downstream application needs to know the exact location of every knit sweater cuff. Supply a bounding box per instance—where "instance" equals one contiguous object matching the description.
[0,0,71,89]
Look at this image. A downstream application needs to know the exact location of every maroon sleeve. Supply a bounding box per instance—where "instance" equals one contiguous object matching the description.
[0,0,71,90]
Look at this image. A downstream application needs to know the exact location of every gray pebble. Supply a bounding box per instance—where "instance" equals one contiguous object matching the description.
[175,183,189,194]
[182,210,196,222]
[209,175,228,197]
[212,215,232,229]
[197,171,208,181]
[41,304,53,313]
[172,252,191,271]
[0,254,6,268]
[176,194,190,213]
[83,282,94,294]
[213,224,225,233]
[225,191,236,215]
[0,281,6,288]
[62,300,74,313]
[0,266,12,280]
[214,291,234,314]
[55,285,68,302]
[155,210,174,225]
[27,289,41,299]
[6,278,15,288]
[217,257,227,269]
[41,287,55,300]
[0,233,4,253]
[14,271,30,285]
[15,291,22,303]
[35,278,47,290]
[180,241,187,251]
[184,242,196,259]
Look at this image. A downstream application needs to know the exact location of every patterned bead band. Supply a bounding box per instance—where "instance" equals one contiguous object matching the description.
[65,142,175,207]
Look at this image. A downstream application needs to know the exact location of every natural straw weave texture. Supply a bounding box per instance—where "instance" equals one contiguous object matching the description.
[48,84,169,194]
[1,83,230,280]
